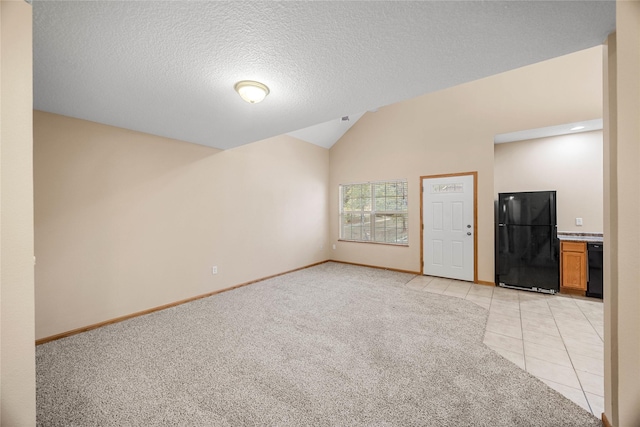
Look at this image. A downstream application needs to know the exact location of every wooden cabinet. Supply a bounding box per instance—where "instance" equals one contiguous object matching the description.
[560,241,587,293]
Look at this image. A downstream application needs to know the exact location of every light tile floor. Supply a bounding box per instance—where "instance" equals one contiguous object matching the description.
[401,275,604,417]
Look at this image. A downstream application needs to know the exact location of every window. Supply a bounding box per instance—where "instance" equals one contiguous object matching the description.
[339,180,408,245]
[431,183,464,193]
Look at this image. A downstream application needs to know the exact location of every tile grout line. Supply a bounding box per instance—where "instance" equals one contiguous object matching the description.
[485,291,525,357]
[574,299,605,344]
[547,297,595,415]
[517,292,527,372]
[460,281,472,299]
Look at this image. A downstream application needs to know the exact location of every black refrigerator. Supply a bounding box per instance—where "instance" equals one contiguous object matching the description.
[496,191,559,294]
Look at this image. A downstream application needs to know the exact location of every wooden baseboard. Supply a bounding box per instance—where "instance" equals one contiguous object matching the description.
[602,412,612,427]
[329,260,421,276]
[330,260,491,284]
[476,280,495,287]
[35,260,330,346]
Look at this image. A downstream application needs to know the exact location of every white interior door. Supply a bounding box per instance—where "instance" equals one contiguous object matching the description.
[422,175,474,281]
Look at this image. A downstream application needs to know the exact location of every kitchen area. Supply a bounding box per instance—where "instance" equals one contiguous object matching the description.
[558,232,603,299]
[495,190,604,299]
[494,122,604,301]
[490,123,604,415]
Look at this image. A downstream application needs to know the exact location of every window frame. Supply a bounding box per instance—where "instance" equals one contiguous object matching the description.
[338,179,409,246]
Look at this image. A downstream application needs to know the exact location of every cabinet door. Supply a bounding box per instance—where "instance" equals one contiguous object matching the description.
[562,250,587,290]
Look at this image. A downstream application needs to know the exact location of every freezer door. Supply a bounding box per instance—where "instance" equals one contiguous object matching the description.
[498,191,556,226]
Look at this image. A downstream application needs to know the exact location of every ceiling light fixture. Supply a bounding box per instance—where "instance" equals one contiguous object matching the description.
[234,80,270,104]
[570,125,585,131]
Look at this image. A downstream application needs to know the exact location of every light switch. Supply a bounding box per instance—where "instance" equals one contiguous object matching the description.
[576,217,583,226]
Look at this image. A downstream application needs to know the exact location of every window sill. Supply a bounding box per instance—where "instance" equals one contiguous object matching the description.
[338,239,409,247]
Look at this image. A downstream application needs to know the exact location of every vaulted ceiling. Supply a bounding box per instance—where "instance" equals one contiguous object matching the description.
[32,1,615,150]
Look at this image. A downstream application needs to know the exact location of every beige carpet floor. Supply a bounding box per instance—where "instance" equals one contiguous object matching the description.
[36,262,601,426]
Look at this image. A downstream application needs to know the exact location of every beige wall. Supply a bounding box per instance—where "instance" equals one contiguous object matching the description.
[329,47,603,282]
[34,111,329,339]
[0,0,36,424]
[494,131,604,233]
[604,1,640,425]
[602,32,617,426]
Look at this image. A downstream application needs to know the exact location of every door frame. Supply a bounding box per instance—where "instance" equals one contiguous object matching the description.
[420,171,478,283]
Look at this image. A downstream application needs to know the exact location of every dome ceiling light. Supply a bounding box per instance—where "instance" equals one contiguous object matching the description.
[234,80,270,104]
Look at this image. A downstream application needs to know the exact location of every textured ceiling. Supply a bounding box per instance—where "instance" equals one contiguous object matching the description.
[287,113,366,149]
[32,1,615,150]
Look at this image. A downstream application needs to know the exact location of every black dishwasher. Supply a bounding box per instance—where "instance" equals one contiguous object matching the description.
[587,243,603,299]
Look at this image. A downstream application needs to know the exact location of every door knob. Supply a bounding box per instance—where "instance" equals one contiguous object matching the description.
[467,225,471,228]
[467,232,472,236]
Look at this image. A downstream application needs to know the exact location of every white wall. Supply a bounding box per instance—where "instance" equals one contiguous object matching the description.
[494,131,603,233]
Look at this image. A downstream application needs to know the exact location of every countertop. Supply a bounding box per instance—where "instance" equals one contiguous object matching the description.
[557,232,604,243]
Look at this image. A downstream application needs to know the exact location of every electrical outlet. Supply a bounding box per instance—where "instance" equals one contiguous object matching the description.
[212,266,218,275]
[332,244,336,250]
[576,217,583,226]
